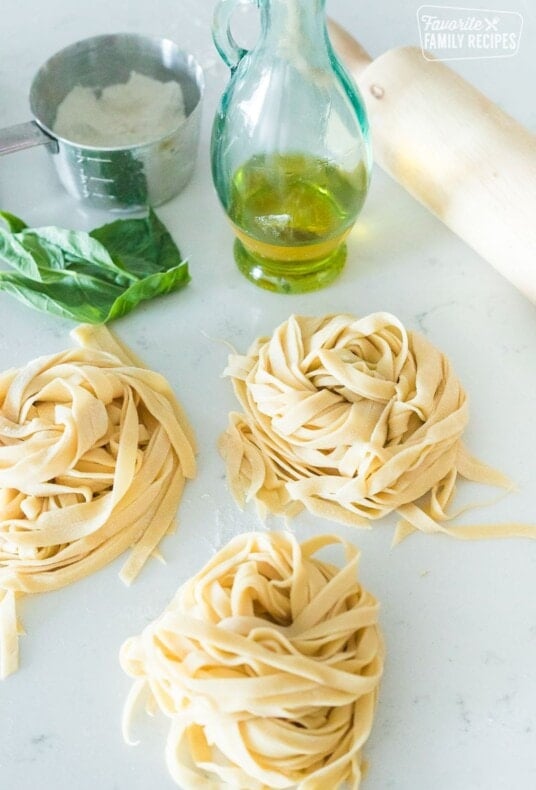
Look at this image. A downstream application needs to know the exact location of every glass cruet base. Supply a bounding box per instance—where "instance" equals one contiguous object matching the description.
[232,237,349,294]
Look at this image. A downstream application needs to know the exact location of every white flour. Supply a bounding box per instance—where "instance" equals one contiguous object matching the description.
[53,71,186,147]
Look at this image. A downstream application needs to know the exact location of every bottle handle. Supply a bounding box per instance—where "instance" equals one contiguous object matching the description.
[212,0,251,70]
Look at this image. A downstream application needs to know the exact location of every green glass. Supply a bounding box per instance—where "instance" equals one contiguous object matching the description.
[211,0,371,293]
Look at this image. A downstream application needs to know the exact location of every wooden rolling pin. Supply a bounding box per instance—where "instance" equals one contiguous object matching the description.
[329,20,536,303]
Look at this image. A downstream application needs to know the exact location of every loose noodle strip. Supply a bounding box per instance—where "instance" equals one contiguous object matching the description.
[120,531,383,790]
[219,313,535,542]
[0,324,196,678]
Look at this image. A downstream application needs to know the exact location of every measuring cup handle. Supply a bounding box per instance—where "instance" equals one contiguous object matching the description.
[0,121,58,157]
[213,0,251,70]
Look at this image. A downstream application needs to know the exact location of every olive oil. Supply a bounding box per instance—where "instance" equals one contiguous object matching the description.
[227,153,368,293]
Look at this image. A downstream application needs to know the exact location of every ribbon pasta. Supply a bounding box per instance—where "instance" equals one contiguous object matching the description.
[0,324,196,678]
[120,531,383,790]
[220,312,534,543]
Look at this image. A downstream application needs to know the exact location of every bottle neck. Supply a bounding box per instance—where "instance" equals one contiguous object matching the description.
[260,0,327,51]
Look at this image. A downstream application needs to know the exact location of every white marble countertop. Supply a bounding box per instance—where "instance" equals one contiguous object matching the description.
[1,1,535,789]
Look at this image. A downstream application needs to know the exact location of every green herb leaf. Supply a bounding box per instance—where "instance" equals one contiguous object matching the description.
[0,211,28,233]
[90,209,181,278]
[0,269,118,323]
[0,210,189,323]
[0,229,42,280]
[25,227,133,280]
[106,261,190,321]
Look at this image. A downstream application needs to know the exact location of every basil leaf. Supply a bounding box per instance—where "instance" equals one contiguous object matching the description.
[106,259,190,321]
[0,209,189,324]
[0,211,28,233]
[9,233,66,279]
[22,227,134,281]
[0,270,118,323]
[0,229,42,280]
[90,209,180,278]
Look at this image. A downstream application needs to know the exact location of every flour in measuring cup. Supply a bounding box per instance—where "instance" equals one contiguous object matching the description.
[53,71,186,147]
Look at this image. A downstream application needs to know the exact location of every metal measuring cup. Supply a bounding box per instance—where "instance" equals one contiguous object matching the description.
[0,34,204,211]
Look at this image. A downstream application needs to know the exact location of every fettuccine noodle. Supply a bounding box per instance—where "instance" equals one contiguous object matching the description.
[220,312,535,542]
[0,324,196,678]
[120,531,383,790]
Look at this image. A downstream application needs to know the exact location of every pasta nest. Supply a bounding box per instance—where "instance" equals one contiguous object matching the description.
[0,324,196,678]
[121,531,383,790]
[220,312,511,539]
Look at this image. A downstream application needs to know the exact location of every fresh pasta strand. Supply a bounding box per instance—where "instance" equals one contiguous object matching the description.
[0,324,196,678]
[219,312,535,543]
[120,531,384,790]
